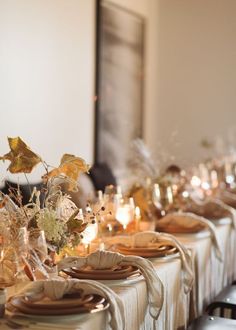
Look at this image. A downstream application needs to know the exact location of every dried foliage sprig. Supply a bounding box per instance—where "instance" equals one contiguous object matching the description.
[0,136,91,252]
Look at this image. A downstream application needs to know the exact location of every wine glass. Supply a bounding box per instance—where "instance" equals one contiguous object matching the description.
[115,197,135,230]
[12,227,29,282]
[152,183,162,209]
[28,229,47,262]
[0,227,19,288]
[27,229,49,279]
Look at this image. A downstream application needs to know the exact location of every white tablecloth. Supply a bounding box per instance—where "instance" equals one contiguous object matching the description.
[177,221,236,318]
[5,221,235,330]
[6,257,188,330]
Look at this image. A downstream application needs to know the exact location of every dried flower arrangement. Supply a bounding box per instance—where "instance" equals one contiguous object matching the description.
[0,136,92,252]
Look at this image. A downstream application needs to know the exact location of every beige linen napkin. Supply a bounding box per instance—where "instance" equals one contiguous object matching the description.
[105,231,193,294]
[184,198,236,228]
[58,250,164,320]
[18,279,125,330]
[157,212,223,262]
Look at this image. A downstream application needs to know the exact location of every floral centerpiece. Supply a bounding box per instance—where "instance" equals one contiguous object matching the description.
[0,137,99,280]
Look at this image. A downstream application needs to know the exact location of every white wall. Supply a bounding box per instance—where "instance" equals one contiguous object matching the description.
[0,0,96,183]
[152,0,236,168]
[1,0,236,183]
[112,0,236,170]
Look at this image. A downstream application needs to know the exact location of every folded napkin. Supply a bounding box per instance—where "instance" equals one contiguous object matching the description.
[58,250,164,320]
[105,231,193,294]
[18,279,125,330]
[184,198,236,228]
[157,212,223,262]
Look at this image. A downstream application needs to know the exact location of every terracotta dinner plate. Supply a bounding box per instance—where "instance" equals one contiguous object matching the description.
[62,266,139,280]
[116,244,177,258]
[71,264,133,275]
[22,293,94,309]
[8,294,108,316]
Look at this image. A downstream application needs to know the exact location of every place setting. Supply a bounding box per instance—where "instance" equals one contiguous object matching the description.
[4,279,125,330]
[115,243,178,259]
[7,291,109,316]
[61,264,140,281]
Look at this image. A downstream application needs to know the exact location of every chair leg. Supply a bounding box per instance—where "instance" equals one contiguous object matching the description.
[220,308,224,317]
[232,309,236,319]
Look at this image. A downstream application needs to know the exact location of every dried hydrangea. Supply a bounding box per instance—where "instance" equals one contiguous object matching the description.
[36,208,65,243]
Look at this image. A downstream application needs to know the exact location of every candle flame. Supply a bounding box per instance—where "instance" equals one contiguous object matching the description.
[135,206,141,218]
[191,176,201,187]
[82,223,98,245]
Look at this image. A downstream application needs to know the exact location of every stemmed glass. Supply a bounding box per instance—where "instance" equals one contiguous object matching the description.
[152,183,175,217]
[152,183,162,209]
[0,227,19,288]
[27,229,49,279]
[115,197,135,231]
[98,185,123,235]
[28,229,48,263]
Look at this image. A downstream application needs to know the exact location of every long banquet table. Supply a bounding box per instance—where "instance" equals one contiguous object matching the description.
[4,220,236,330]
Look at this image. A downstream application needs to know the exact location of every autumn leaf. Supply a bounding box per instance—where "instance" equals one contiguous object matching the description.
[67,218,87,233]
[43,154,90,191]
[66,209,87,233]
[0,137,41,173]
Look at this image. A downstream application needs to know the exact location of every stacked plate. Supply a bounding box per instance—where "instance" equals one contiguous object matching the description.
[62,265,140,280]
[7,291,109,316]
[115,244,178,258]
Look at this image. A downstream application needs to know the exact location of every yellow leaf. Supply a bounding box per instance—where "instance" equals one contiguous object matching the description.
[0,137,41,173]
[43,154,90,191]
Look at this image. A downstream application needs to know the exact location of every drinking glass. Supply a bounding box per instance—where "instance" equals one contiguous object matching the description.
[28,229,48,263]
[0,228,18,288]
[115,197,135,230]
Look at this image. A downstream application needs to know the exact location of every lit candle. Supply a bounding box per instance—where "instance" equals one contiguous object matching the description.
[191,176,201,187]
[225,162,234,185]
[135,206,141,231]
[172,184,178,196]
[82,223,98,254]
[182,191,189,198]
[166,186,173,204]
[153,183,161,202]
[107,223,112,234]
[199,163,209,182]
[98,190,103,202]
[116,186,122,197]
[99,242,105,251]
[210,170,218,189]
